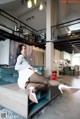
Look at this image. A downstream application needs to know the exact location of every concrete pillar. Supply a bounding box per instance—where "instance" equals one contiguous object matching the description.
[45,0,58,76]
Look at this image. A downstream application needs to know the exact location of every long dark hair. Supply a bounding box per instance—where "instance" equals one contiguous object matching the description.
[15,44,26,63]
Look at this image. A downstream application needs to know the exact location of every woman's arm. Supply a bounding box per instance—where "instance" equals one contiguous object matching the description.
[15,55,28,71]
[15,55,37,72]
[27,64,37,72]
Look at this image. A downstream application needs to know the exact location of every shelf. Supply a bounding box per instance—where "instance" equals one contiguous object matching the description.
[28,89,49,115]
[29,93,48,106]
[28,97,49,115]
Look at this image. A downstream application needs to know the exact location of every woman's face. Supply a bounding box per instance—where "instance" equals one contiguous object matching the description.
[21,45,26,56]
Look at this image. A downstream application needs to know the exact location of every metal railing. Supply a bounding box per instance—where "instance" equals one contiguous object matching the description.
[0,8,37,40]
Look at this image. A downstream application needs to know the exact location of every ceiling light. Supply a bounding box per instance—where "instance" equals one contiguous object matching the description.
[27,0,32,8]
[39,2,43,10]
[34,0,37,5]
[22,0,44,11]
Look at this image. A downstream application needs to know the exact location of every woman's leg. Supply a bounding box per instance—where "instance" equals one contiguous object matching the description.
[25,78,48,103]
[29,72,60,86]
[28,73,80,94]
[26,82,47,92]
[26,73,80,103]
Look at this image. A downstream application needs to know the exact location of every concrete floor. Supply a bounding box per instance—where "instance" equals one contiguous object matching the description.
[33,75,80,119]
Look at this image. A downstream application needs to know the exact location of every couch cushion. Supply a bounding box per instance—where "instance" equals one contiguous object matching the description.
[0,67,15,75]
[1,76,17,83]
[0,79,12,85]
[0,67,18,83]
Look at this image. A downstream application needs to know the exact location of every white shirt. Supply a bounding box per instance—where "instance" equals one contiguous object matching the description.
[15,54,34,89]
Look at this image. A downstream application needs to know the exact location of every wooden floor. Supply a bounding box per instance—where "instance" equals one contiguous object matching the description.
[0,83,28,118]
[32,75,80,119]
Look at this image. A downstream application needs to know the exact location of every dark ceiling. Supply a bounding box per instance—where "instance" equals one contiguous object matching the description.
[0,28,36,46]
[54,31,80,54]
[0,28,80,54]
[35,29,80,54]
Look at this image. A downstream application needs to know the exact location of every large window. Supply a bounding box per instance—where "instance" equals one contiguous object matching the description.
[72,54,80,66]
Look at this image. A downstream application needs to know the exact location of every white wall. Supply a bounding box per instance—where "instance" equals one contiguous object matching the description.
[60,51,71,60]
[0,39,10,65]
[64,51,70,60]
[54,49,60,61]
[72,54,80,66]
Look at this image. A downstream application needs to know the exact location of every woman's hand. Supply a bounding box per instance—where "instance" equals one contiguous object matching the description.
[34,69,38,72]
[28,65,38,73]
[32,68,36,72]
[32,68,38,73]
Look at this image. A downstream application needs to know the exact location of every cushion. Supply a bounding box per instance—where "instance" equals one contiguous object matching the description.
[0,67,15,75]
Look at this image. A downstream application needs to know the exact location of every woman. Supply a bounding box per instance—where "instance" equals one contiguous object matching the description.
[15,44,80,103]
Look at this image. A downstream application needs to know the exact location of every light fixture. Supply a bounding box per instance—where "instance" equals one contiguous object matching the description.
[34,0,37,5]
[22,0,44,10]
[39,2,43,10]
[26,16,34,21]
[27,0,32,8]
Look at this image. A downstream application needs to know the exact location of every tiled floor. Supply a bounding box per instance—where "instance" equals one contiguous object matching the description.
[33,75,80,119]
